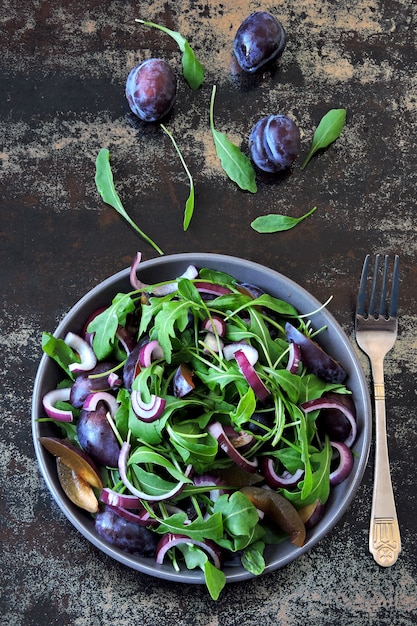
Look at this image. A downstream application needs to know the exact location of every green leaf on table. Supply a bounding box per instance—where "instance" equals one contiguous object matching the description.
[210,85,257,193]
[301,109,346,169]
[251,206,317,233]
[135,19,205,89]
[160,124,195,230]
[95,148,163,255]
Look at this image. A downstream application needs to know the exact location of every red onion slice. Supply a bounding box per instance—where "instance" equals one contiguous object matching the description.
[234,349,270,401]
[202,332,224,353]
[262,458,304,489]
[116,326,137,355]
[42,387,73,422]
[107,372,121,388]
[301,396,357,448]
[64,331,97,373]
[100,487,142,509]
[156,533,222,569]
[223,342,257,365]
[131,390,166,422]
[194,281,233,296]
[207,421,258,473]
[286,341,301,374]
[193,475,227,503]
[118,442,193,502]
[130,251,198,295]
[139,340,164,367]
[329,441,354,485]
[83,391,119,417]
[106,503,158,527]
[201,315,227,336]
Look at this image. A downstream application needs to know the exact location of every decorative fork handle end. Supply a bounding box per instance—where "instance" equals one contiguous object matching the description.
[369,517,401,566]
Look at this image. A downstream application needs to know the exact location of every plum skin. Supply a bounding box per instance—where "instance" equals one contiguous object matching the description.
[126,58,177,122]
[77,400,120,467]
[95,506,158,557]
[233,12,286,73]
[249,115,301,173]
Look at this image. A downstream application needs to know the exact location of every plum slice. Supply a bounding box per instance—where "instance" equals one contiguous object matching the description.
[39,436,103,489]
[56,457,99,513]
[285,323,347,383]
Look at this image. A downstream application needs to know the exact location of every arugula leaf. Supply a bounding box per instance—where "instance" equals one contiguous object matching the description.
[95,148,163,255]
[251,206,317,233]
[166,423,218,474]
[160,124,195,230]
[154,511,224,542]
[229,388,256,428]
[153,299,193,362]
[41,332,79,379]
[178,545,226,601]
[301,109,346,169]
[282,438,332,507]
[266,369,303,404]
[203,559,226,601]
[241,541,266,576]
[135,19,204,89]
[215,492,259,537]
[88,292,136,360]
[210,85,257,193]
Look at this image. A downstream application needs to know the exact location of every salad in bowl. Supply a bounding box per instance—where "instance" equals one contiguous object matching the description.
[32,253,371,599]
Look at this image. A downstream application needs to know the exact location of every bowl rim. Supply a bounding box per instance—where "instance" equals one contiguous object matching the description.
[32,252,371,584]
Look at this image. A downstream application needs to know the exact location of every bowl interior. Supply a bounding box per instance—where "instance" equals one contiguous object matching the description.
[32,253,371,584]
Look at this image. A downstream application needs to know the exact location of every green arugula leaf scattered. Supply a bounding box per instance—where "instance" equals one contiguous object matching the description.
[301,109,346,169]
[251,206,317,233]
[210,85,257,193]
[160,124,195,230]
[135,19,205,90]
[95,148,163,255]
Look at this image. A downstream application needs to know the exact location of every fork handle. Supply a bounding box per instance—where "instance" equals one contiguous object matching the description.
[369,366,401,566]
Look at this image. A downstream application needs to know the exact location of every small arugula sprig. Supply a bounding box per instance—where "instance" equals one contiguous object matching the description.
[135,18,205,90]
[251,206,317,233]
[210,85,257,193]
[301,108,346,170]
[160,124,195,230]
[95,148,163,255]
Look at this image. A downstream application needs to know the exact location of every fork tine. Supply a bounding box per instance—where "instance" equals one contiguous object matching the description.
[379,255,389,318]
[389,255,400,318]
[369,254,381,317]
[356,254,370,316]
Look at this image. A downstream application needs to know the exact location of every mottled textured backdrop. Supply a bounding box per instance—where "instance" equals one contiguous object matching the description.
[1,1,416,624]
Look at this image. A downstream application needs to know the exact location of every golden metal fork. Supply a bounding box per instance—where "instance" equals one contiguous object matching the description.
[355,254,401,566]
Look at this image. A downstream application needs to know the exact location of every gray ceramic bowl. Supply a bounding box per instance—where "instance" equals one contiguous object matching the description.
[32,253,371,585]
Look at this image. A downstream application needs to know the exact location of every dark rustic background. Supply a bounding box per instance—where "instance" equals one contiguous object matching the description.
[1,1,416,624]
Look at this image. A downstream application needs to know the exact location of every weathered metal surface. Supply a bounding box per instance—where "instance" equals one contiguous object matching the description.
[1,1,416,624]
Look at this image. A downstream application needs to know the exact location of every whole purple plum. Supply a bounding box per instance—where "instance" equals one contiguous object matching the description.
[233,12,286,73]
[125,58,177,122]
[249,115,300,173]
